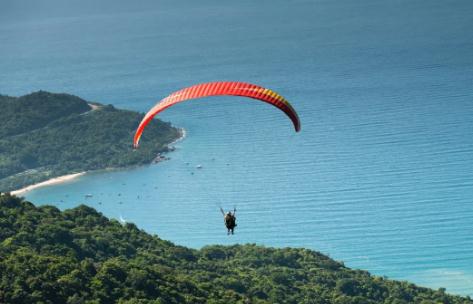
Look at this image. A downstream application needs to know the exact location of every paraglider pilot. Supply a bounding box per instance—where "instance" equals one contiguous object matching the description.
[220,207,237,235]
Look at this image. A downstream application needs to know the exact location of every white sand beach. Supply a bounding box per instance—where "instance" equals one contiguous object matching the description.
[11,172,85,196]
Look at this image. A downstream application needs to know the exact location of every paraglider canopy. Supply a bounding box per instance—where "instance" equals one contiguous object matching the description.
[133,81,300,148]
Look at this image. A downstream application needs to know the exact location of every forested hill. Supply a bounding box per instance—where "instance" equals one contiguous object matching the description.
[0,91,180,192]
[0,194,471,304]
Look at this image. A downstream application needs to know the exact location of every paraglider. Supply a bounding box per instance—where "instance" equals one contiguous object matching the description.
[220,207,237,235]
[133,81,301,148]
[133,81,300,234]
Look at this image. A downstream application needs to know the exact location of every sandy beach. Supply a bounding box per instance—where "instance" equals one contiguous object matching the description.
[11,172,86,196]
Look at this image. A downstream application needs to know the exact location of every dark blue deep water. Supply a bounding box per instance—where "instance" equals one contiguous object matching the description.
[1,0,473,295]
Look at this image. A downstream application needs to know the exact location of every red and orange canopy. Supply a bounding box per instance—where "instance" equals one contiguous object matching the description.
[134,81,300,147]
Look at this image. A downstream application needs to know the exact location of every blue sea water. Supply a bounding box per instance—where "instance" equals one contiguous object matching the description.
[1,0,473,296]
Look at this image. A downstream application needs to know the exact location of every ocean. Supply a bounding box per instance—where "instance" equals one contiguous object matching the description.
[1,0,473,295]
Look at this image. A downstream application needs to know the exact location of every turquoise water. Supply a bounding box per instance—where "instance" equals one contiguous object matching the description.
[2,0,473,296]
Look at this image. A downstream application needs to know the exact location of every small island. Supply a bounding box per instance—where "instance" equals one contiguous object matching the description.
[0,193,471,303]
[0,91,182,192]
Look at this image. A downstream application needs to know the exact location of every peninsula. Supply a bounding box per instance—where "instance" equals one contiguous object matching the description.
[0,91,181,192]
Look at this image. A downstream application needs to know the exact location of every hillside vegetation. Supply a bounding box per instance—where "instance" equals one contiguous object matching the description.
[0,91,180,191]
[0,194,471,304]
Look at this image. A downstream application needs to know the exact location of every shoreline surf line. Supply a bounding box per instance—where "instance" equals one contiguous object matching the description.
[170,127,186,146]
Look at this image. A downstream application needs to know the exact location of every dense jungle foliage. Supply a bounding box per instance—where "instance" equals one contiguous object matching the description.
[0,194,471,304]
[0,92,180,191]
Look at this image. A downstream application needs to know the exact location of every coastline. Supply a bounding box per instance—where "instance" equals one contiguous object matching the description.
[10,127,186,196]
[10,172,86,196]
[171,127,186,146]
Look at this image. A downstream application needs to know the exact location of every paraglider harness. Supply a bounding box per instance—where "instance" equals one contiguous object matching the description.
[221,207,237,234]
